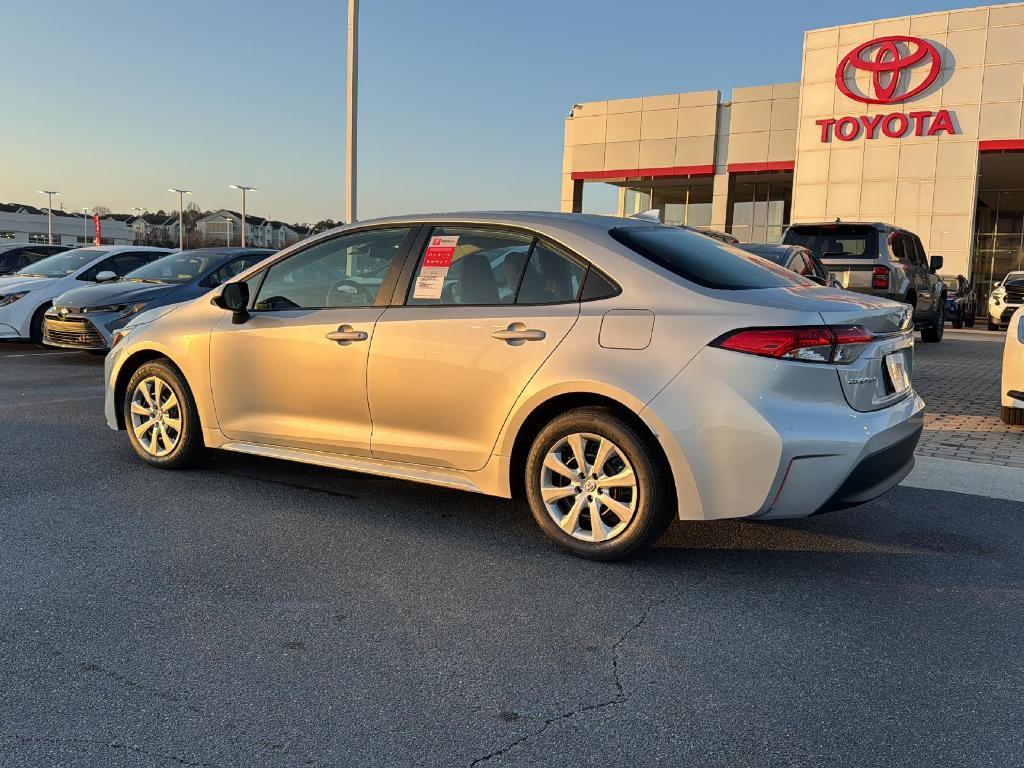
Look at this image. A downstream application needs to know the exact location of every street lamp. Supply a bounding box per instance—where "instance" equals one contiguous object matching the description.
[37,190,61,244]
[169,188,193,251]
[345,0,358,224]
[82,208,89,244]
[229,185,257,247]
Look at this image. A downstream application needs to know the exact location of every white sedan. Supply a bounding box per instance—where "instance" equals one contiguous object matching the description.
[1001,307,1024,425]
[0,246,171,343]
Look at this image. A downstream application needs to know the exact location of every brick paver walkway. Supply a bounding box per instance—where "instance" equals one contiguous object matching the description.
[912,330,1024,467]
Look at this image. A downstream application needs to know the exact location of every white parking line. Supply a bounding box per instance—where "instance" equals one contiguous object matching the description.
[1,351,85,359]
[902,456,1024,504]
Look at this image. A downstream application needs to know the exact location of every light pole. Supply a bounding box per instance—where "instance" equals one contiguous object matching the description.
[222,215,234,247]
[229,185,257,247]
[37,190,60,244]
[169,188,193,251]
[82,208,89,244]
[346,0,358,224]
[132,207,148,245]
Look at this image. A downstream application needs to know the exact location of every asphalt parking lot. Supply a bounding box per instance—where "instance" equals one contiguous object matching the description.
[2,339,1023,767]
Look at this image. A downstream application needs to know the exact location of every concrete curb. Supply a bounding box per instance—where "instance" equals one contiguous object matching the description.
[901,455,1024,503]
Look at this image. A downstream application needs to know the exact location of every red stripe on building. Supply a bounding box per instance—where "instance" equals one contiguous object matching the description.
[726,161,796,174]
[571,164,715,181]
[979,139,1024,152]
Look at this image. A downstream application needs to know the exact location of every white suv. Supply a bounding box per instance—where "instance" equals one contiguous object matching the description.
[988,271,1024,331]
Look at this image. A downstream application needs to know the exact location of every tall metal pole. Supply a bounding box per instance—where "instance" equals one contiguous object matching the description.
[345,0,358,224]
[241,189,246,247]
[169,189,192,251]
[38,191,60,244]
[82,208,89,244]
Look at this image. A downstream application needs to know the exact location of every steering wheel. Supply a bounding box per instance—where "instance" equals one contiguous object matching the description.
[327,279,375,307]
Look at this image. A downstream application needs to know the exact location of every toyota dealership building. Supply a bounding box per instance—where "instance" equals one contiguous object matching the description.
[561,2,1024,300]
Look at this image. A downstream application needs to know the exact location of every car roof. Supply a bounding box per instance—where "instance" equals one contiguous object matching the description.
[340,211,640,233]
[787,222,892,231]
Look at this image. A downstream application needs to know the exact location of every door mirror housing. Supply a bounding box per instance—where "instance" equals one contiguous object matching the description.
[215,281,250,324]
[806,274,827,286]
[929,255,944,273]
[94,270,118,283]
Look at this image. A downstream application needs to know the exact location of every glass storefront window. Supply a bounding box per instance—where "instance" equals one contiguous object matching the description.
[624,183,713,227]
[728,179,792,244]
[971,187,1024,318]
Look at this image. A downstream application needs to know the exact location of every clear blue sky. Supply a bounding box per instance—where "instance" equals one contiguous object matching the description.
[0,0,1007,223]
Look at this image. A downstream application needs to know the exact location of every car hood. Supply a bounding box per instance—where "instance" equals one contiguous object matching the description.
[739,285,912,335]
[0,275,57,294]
[54,281,176,310]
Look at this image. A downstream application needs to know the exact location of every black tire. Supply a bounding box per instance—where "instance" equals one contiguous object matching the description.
[123,359,207,469]
[988,318,1000,331]
[1002,406,1024,426]
[921,302,944,343]
[523,407,673,561]
[29,303,50,345]
[964,315,975,328]
[951,317,963,329]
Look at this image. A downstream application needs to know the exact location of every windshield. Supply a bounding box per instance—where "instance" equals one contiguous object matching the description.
[783,225,879,260]
[1003,274,1024,288]
[125,252,213,284]
[15,248,105,278]
[942,277,962,291]
[611,226,811,290]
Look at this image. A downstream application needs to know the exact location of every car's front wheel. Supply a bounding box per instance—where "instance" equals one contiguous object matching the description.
[988,317,1000,331]
[524,407,673,560]
[921,302,944,343]
[123,359,206,469]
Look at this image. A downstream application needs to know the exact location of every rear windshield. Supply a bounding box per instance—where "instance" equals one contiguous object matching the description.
[783,225,879,260]
[610,226,810,290]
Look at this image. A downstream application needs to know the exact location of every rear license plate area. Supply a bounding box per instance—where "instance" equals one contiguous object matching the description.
[884,352,911,394]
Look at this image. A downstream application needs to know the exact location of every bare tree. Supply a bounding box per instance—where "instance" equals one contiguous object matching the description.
[91,205,112,216]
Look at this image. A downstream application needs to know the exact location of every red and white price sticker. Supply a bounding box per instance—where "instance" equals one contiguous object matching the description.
[413,235,459,300]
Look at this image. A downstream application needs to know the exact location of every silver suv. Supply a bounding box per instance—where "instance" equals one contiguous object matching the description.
[784,222,947,343]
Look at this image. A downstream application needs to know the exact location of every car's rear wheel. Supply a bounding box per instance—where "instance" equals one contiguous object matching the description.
[988,317,1000,331]
[524,407,672,561]
[964,314,975,328]
[1002,406,1024,426]
[123,359,206,469]
[921,302,944,343]
[951,316,963,329]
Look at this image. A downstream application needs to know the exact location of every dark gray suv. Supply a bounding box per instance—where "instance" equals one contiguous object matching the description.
[783,222,946,343]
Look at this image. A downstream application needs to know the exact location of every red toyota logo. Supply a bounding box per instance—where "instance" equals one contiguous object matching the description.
[836,35,941,104]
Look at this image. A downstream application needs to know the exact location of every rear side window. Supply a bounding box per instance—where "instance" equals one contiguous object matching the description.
[517,241,586,304]
[611,226,810,290]
[784,225,879,261]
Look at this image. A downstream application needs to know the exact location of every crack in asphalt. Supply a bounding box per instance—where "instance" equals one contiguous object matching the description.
[2,733,222,767]
[211,468,361,501]
[467,565,710,767]
[79,661,209,717]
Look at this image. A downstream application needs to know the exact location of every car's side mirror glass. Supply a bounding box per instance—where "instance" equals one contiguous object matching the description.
[214,281,250,324]
[807,274,827,286]
[94,270,118,283]
[929,255,944,273]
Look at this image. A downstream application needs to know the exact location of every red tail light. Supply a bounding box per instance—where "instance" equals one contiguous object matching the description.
[713,325,873,364]
[872,266,890,290]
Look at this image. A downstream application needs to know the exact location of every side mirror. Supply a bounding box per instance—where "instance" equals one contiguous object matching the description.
[214,281,250,324]
[95,270,118,283]
[929,255,944,273]
[806,274,827,286]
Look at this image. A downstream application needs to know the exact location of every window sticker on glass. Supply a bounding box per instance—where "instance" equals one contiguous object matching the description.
[412,235,459,300]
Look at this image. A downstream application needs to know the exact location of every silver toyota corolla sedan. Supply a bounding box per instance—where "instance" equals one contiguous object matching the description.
[104,212,924,560]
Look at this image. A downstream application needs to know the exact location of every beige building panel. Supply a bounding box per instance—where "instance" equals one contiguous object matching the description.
[570,115,606,146]
[946,28,988,68]
[910,12,949,34]
[941,66,985,105]
[825,183,862,220]
[929,215,972,253]
[947,8,989,30]
[641,94,679,111]
[893,215,930,237]
[948,103,981,139]
[896,180,935,214]
[979,101,1023,138]
[986,25,1024,65]
[606,112,641,142]
[728,131,770,165]
[828,147,865,182]
[573,100,607,117]
[560,174,575,204]
[898,143,939,178]
[640,109,677,141]
[773,83,801,99]
[767,130,797,162]
[874,18,911,36]
[802,82,837,118]
[863,144,901,180]
[805,27,839,50]
[562,144,573,173]
[678,90,719,108]
[607,97,643,115]
[639,139,676,169]
[731,100,773,133]
[770,98,799,131]
[838,22,873,45]
[803,46,838,84]
[571,143,605,173]
[990,4,1024,25]
[676,104,718,137]
[981,63,1024,102]
[732,84,774,103]
[860,180,898,215]
[935,141,980,177]
[792,184,828,220]
[604,141,639,171]
[798,116,829,151]
[932,177,977,214]
[795,150,829,184]
[674,135,716,167]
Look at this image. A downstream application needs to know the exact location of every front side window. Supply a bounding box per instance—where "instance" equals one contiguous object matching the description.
[201,254,270,288]
[254,228,410,310]
[612,226,811,290]
[15,248,105,278]
[81,251,163,281]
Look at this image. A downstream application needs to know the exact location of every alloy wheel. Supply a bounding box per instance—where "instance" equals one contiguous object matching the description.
[129,376,182,457]
[540,432,638,543]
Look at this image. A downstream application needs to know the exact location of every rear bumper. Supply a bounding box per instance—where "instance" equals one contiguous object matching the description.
[813,425,921,514]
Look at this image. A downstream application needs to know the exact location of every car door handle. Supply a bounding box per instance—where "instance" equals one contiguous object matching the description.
[325,325,368,344]
[492,323,546,345]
